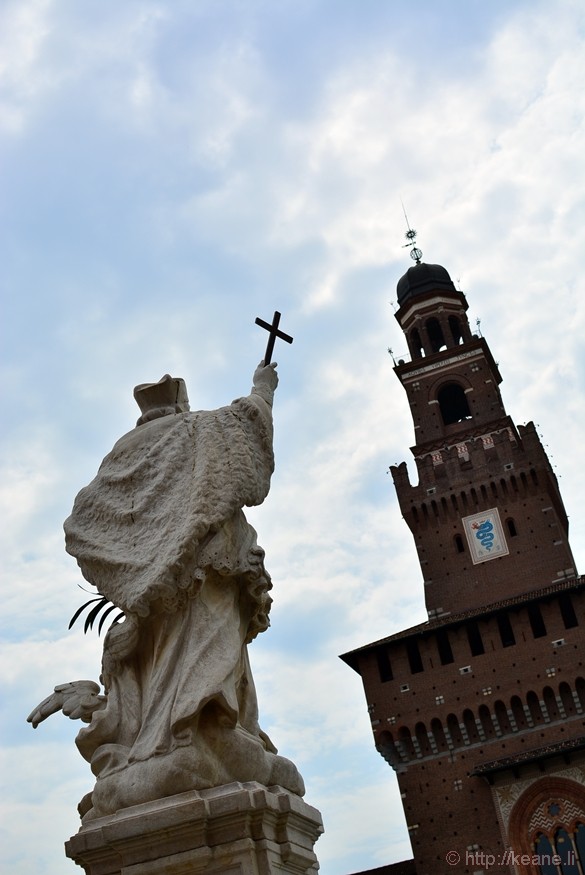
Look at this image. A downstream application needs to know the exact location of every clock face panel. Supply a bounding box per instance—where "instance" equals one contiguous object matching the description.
[462,507,509,565]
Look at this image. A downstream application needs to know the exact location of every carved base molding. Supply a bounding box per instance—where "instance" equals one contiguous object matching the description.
[65,782,323,875]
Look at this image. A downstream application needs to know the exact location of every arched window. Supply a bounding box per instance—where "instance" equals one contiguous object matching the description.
[494,700,511,734]
[396,726,415,760]
[553,826,580,873]
[511,695,527,729]
[377,731,401,767]
[534,833,560,875]
[543,686,560,721]
[526,690,543,724]
[449,315,463,345]
[446,713,463,747]
[426,317,446,353]
[463,708,479,743]
[438,383,472,425]
[454,534,465,554]
[478,704,496,739]
[506,518,518,537]
[431,717,448,752]
[415,722,432,756]
[559,682,576,717]
[410,328,424,359]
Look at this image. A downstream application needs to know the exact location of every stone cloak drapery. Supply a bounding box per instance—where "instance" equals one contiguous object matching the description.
[64,393,275,619]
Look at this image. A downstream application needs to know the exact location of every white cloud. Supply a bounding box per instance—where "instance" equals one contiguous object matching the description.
[1,2,584,874]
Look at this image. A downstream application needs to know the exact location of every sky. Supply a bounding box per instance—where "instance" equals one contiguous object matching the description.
[1,0,584,872]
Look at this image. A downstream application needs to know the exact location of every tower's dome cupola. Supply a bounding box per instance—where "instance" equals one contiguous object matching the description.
[397,262,457,306]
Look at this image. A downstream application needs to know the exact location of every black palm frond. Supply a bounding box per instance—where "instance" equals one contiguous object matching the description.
[97,603,124,635]
[69,590,125,635]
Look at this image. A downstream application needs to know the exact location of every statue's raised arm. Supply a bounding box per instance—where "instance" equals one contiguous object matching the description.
[252,360,279,406]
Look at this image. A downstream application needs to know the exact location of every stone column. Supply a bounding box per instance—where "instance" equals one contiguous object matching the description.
[65,782,323,875]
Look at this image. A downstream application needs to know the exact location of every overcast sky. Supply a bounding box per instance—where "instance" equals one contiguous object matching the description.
[1,1,584,873]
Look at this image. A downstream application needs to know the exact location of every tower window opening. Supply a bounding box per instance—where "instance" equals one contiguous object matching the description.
[558,593,578,629]
[448,315,463,346]
[406,639,424,674]
[463,709,479,743]
[494,700,512,734]
[466,620,485,656]
[527,604,547,638]
[436,630,454,665]
[426,317,446,353]
[410,328,424,360]
[438,383,472,426]
[511,695,527,729]
[431,717,449,751]
[506,518,518,537]
[530,467,539,486]
[526,690,543,723]
[446,713,463,747]
[543,686,560,720]
[375,646,393,682]
[559,681,576,716]
[478,704,496,739]
[454,534,465,554]
[496,611,516,647]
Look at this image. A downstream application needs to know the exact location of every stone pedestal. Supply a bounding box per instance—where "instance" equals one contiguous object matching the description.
[65,782,323,875]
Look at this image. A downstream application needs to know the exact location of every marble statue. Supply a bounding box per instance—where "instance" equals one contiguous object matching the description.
[28,362,304,821]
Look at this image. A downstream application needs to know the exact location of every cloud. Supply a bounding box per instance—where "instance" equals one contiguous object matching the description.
[1,2,584,874]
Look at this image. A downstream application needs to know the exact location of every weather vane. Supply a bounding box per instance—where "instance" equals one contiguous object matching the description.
[401,202,423,264]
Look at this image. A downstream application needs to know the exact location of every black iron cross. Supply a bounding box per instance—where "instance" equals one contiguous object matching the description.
[255,311,293,365]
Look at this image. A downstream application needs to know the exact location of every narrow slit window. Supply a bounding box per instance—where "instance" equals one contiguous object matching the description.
[527,604,547,638]
[436,629,454,665]
[558,593,578,629]
[406,639,424,674]
[466,620,485,656]
[496,612,516,647]
[375,646,393,682]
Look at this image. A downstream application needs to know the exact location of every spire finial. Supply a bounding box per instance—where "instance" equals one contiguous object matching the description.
[401,202,423,264]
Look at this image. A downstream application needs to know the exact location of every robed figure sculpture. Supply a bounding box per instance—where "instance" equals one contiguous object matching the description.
[28,362,304,821]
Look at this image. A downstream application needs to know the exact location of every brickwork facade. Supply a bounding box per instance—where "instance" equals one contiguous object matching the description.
[342,262,585,875]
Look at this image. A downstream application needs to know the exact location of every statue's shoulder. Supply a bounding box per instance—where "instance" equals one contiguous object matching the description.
[108,412,192,458]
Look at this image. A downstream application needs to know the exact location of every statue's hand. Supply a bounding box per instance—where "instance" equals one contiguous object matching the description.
[253,361,278,395]
[27,680,106,728]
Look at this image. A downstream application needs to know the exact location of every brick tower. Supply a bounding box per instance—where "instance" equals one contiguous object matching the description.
[341,254,585,874]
